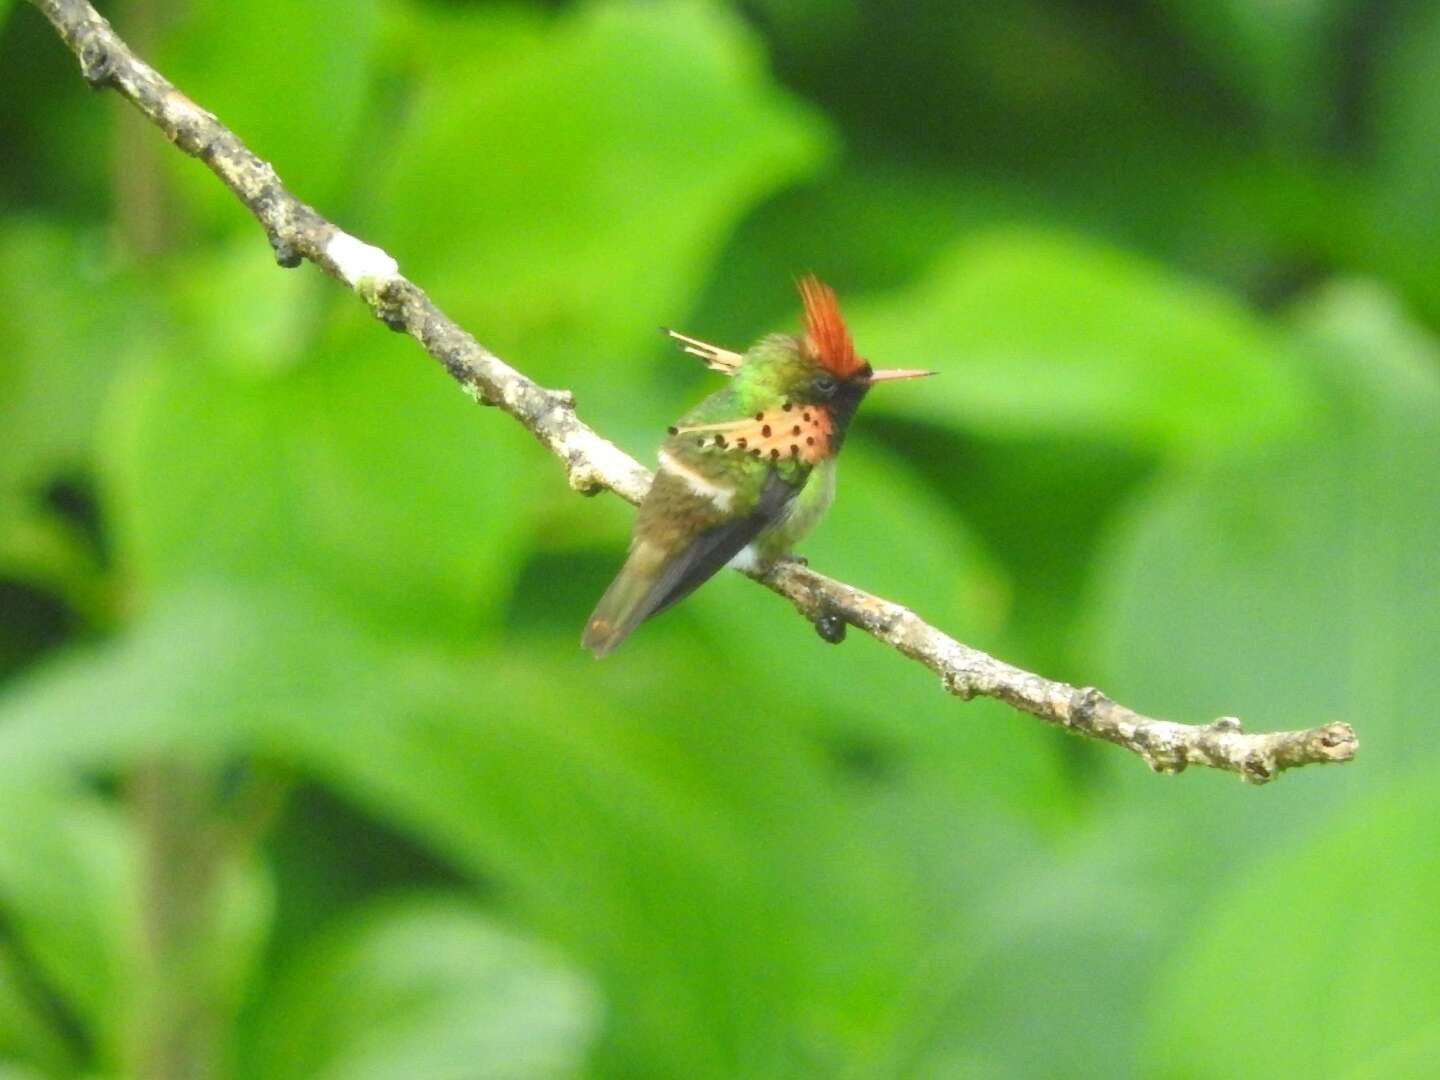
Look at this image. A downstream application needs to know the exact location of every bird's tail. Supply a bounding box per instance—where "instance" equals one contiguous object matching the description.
[581,543,668,657]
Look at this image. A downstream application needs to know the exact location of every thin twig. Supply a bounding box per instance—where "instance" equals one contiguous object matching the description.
[27,0,1358,783]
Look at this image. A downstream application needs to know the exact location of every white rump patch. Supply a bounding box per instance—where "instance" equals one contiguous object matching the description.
[658,449,734,512]
[726,544,760,571]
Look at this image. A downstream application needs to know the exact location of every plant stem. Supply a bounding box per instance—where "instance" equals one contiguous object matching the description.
[129,761,224,1080]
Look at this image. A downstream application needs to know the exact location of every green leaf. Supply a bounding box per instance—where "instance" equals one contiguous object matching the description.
[1367,2,1440,322]
[977,282,1440,1074]
[848,230,1316,454]
[0,938,79,1078]
[267,644,931,1076]
[0,775,274,1076]
[0,586,925,1074]
[371,0,831,424]
[169,238,321,377]
[1141,773,1440,1078]
[102,306,534,639]
[906,833,1168,1078]
[1156,0,1358,142]
[685,164,1031,347]
[156,0,382,232]
[0,219,139,500]
[0,783,131,1058]
[240,896,597,1080]
[1090,282,1440,783]
[0,585,396,779]
[0,219,146,609]
[1340,1024,1440,1080]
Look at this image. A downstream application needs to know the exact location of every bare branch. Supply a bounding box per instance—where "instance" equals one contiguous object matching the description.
[27,0,1358,783]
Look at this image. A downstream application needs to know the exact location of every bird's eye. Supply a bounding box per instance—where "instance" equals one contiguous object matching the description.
[813,374,839,398]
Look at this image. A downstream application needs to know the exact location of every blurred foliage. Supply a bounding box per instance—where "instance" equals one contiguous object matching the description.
[0,0,1435,1077]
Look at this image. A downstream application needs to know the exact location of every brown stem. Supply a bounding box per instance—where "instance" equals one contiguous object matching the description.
[128,762,224,1080]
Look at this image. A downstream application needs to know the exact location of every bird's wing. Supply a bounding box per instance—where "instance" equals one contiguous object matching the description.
[644,469,796,619]
[582,470,795,656]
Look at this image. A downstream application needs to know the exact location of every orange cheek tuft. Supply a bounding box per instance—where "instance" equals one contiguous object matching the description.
[676,404,833,464]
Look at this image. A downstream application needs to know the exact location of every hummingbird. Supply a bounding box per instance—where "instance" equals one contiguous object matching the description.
[582,276,934,657]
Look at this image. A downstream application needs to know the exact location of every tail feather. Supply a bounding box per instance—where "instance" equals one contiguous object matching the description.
[581,552,665,658]
[582,472,799,657]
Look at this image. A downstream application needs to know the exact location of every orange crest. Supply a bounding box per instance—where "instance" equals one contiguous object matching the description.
[798,275,864,378]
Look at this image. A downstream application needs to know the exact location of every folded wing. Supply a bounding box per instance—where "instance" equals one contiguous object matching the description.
[581,470,794,657]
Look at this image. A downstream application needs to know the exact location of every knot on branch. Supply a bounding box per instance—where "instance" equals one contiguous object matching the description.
[941,670,978,700]
[563,450,609,496]
[1136,730,1188,776]
[1238,750,1277,785]
[461,383,501,408]
[543,388,576,415]
[1067,686,1106,729]
[77,35,113,88]
[268,233,303,269]
[374,278,413,332]
[168,104,217,157]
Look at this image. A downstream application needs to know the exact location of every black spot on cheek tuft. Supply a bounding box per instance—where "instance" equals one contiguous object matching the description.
[783,402,793,412]
[792,425,801,436]
[761,424,772,437]
[667,426,678,435]
[806,436,815,446]
[790,444,799,457]
[751,448,762,458]
[755,412,764,421]
[737,437,748,448]
[714,435,727,448]
[769,448,779,459]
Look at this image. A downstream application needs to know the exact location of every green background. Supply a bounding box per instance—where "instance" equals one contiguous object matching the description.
[2,1,1436,1077]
